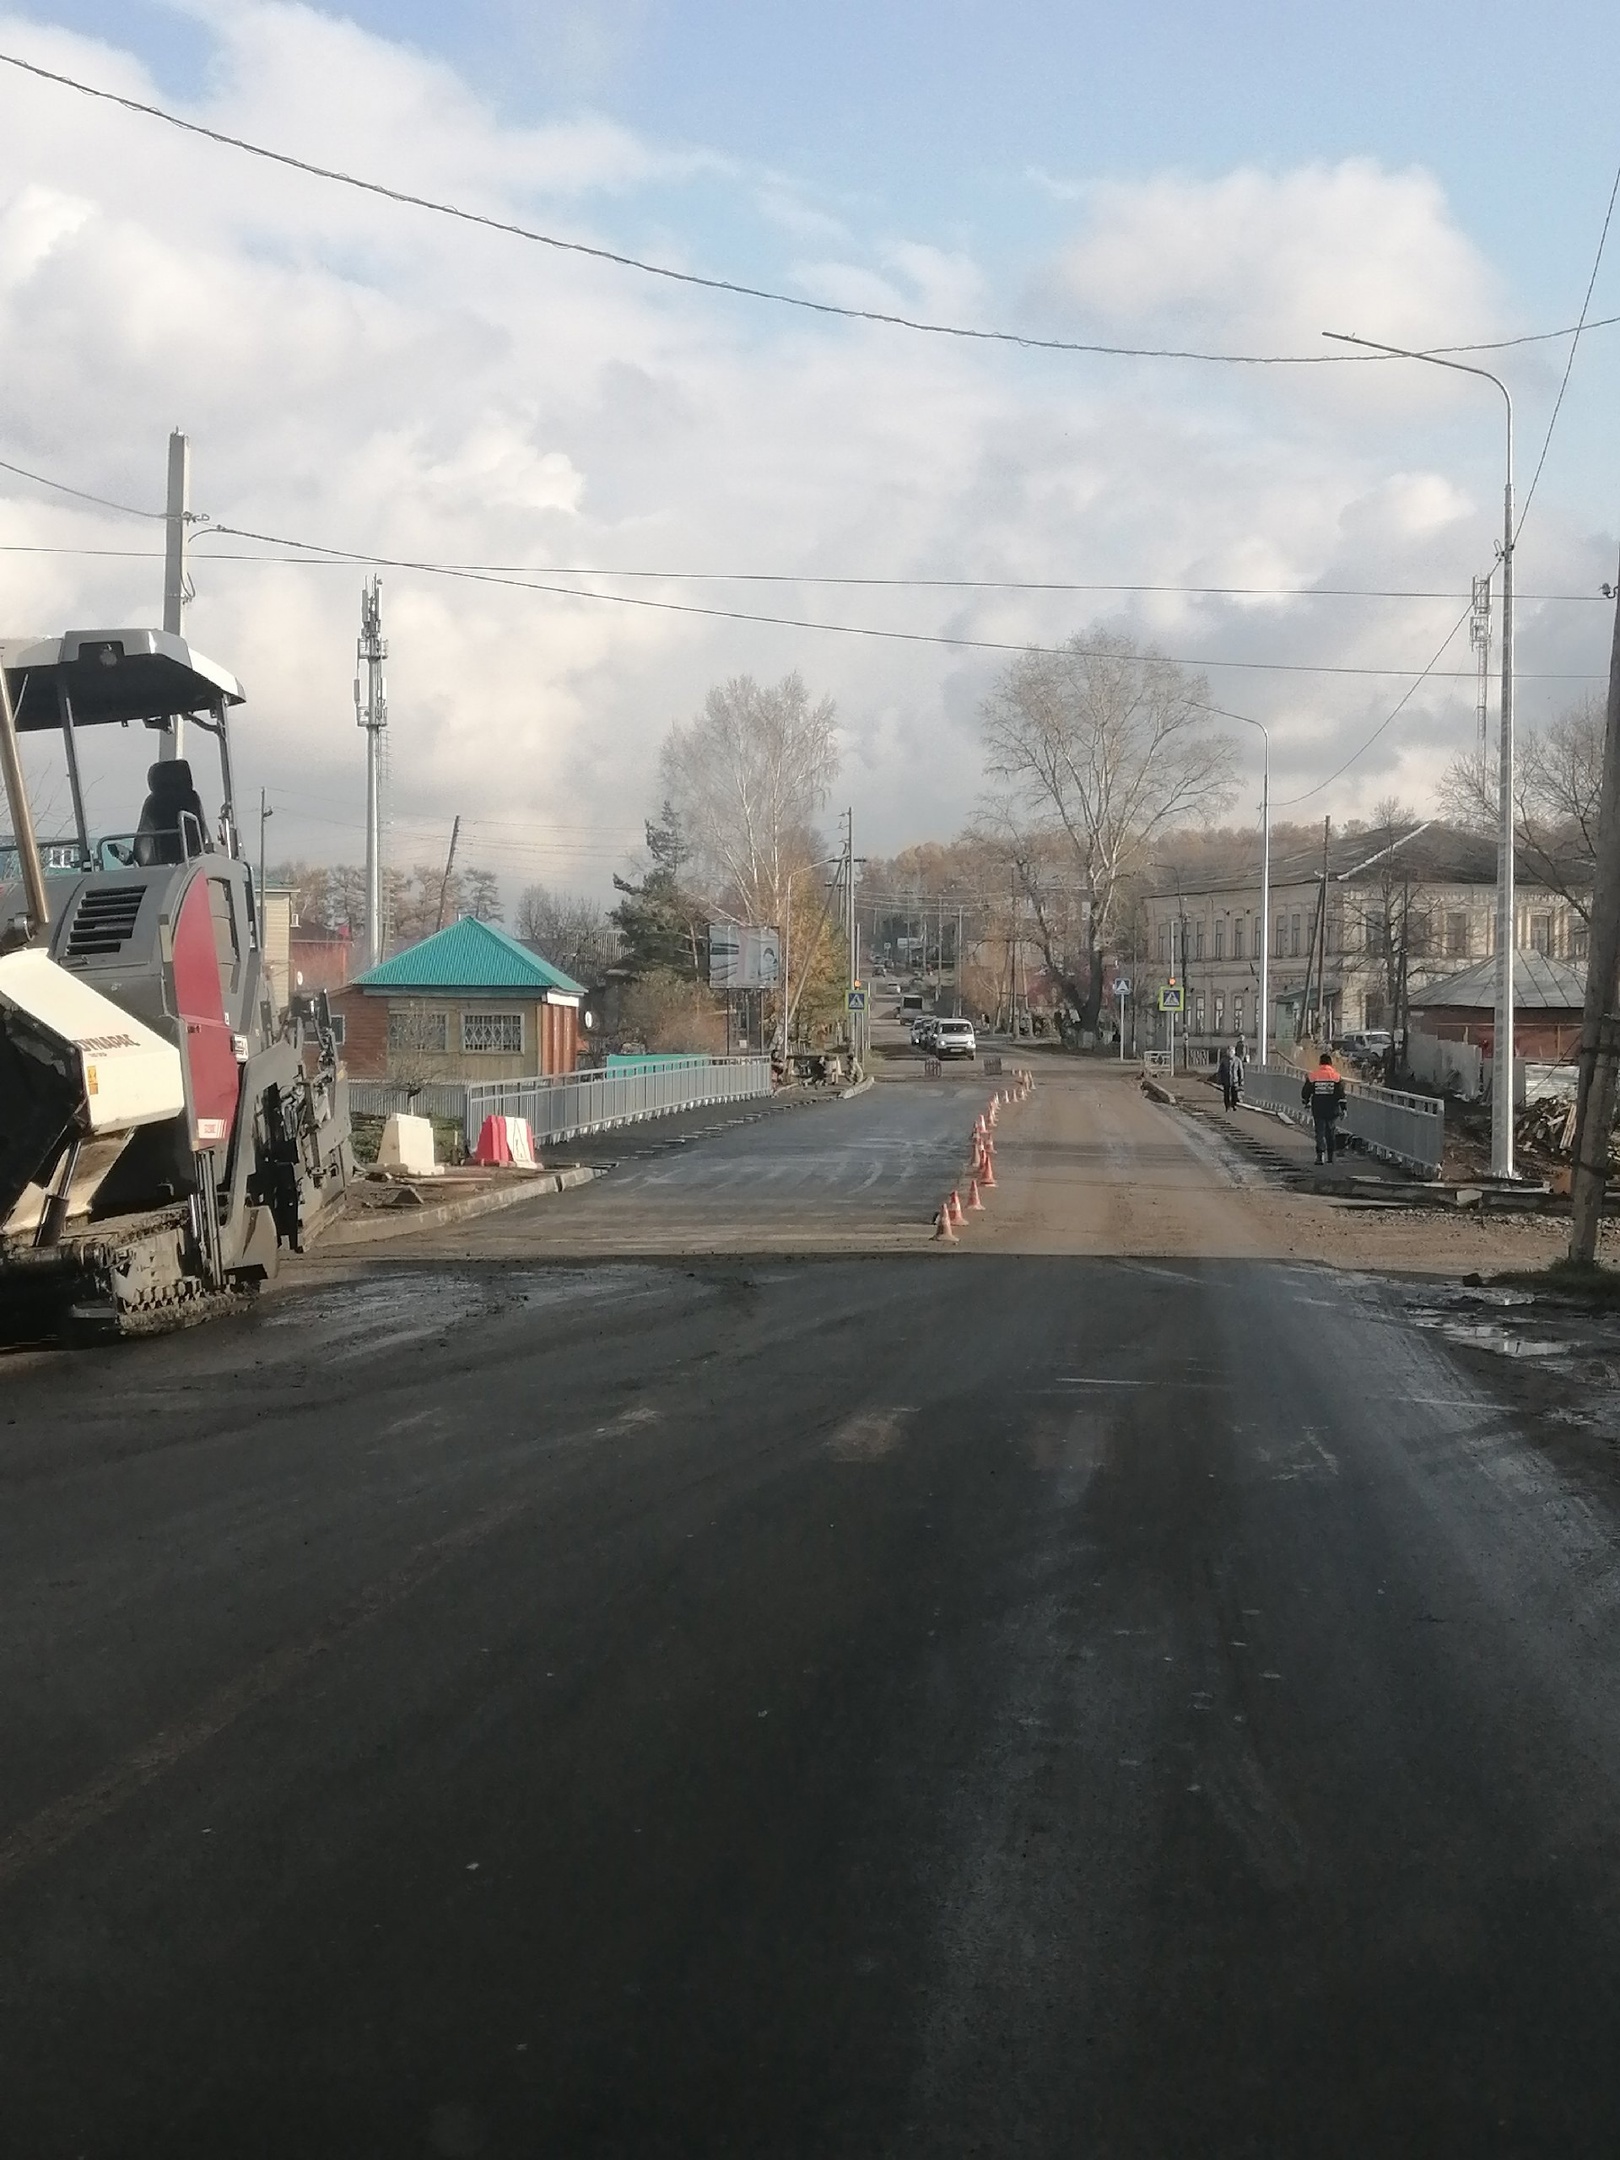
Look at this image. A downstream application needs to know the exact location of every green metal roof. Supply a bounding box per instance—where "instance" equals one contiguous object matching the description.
[353,917,585,997]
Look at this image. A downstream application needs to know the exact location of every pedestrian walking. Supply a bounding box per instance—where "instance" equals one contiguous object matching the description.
[1217,1042,1236,1112]
[1229,1038,1245,1109]
[1301,1046,1346,1164]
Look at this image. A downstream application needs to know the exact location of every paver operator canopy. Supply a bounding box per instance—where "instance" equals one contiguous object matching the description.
[0,627,350,1337]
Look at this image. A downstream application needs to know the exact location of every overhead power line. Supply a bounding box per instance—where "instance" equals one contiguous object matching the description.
[0,452,167,520]
[2,47,1617,368]
[1517,151,1620,534]
[1274,598,1478,807]
[197,520,1605,680]
[0,534,1608,606]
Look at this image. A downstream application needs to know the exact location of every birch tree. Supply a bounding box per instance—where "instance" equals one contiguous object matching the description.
[659,672,840,926]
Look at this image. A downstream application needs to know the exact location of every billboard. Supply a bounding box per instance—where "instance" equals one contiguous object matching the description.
[709,923,782,990]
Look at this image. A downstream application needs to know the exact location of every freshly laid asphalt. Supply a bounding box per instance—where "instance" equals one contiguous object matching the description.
[6,1066,1620,2154]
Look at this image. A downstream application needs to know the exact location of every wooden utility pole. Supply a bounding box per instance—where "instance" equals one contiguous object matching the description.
[1568,563,1620,1263]
[434,815,461,933]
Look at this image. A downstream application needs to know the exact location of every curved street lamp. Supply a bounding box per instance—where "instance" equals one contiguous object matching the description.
[1324,329,1515,1178]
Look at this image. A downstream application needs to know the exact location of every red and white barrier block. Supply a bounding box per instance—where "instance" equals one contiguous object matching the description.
[473,1114,542,1168]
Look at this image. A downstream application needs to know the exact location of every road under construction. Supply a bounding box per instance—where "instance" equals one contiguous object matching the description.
[6,1042,1620,2153]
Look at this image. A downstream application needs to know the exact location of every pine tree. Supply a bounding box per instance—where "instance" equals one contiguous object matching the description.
[611,803,705,978]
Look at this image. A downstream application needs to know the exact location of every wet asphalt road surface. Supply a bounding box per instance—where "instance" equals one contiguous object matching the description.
[7,1100,1620,2152]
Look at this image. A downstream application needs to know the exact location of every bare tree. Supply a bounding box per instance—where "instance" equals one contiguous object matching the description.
[981,631,1237,1027]
[1439,695,1601,922]
[660,672,840,926]
[516,884,621,980]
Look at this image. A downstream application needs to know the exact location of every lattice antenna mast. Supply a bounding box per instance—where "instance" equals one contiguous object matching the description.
[1470,573,1493,762]
[355,577,388,969]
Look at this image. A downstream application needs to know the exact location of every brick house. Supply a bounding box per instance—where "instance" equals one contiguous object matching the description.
[1408,950,1585,1062]
[333,917,585,1082]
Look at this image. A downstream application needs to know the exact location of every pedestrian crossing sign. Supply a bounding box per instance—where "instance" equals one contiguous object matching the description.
[846,987,867,1011]
[1158,983,1184,1012]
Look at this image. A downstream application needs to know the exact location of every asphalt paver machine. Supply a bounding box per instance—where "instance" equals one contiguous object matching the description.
[0,628,352,1337]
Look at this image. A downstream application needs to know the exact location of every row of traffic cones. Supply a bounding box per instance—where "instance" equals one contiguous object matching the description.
[934,1072,1033,1241]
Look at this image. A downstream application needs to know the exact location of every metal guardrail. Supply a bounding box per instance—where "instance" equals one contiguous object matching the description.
[1241,1063,1444,1176]
[462,1055,773,1148]
[347,1080,472,1124]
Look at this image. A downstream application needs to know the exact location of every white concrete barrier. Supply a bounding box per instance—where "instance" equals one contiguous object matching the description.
[377,1113,440,1177]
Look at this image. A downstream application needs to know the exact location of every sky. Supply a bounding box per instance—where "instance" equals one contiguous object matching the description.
[3,0,1620,904]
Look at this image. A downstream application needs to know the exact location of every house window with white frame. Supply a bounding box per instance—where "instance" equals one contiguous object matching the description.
[462,1011,524,1054]
[388,1006,447,1052]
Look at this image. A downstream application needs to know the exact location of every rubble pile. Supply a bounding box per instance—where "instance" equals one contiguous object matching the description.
[1516,1096,1579,1159]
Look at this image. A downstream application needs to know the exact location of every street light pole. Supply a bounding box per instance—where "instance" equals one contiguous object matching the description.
[1324,329,1515,1177]
[1222,712,1271,1067]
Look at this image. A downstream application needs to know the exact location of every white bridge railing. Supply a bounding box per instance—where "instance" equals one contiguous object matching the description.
[463,1056,773,1148]
[348,1056,775,1150]
[1242,1063,1444,1177]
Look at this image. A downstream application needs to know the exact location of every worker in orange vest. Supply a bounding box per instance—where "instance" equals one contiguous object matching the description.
[1301,1048,1347,1164]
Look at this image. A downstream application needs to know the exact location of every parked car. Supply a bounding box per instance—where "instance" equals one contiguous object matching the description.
[934,1018,977,1060]
[1344,1029,1393,1061]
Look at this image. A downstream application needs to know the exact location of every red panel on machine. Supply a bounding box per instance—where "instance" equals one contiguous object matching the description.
[172,873,240,1149]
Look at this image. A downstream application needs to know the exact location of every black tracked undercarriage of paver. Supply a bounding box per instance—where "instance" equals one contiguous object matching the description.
[0,629,352,1340]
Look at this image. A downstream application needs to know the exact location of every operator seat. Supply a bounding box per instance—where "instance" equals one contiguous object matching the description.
[134,760,207,866]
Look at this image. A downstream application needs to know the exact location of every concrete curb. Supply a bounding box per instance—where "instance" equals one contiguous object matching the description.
[841,1075,877,1101]
[326,1165,597,1248]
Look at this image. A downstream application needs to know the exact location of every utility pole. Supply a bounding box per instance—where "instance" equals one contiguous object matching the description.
[355,578,388,969]
[160,429,190,763]
[1569,561,1620,1264]
[257,788,273,946]
[1471,573,1493,761]
[434,814,461,933]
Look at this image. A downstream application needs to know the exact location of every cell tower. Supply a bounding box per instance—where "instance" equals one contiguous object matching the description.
[355,578,388,969]
[1469,573,1492,762]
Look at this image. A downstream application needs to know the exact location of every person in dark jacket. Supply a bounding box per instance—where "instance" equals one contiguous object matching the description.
[1229,1039,1245,1107]
[1302,1049,1347,1163]
[1216,1042,1235,1111]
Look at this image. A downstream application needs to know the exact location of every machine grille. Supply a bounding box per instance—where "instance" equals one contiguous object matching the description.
[65,883,145,957]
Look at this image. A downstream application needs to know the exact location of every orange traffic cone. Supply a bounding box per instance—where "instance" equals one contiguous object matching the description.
[979,1146,997,1188]
[967,1176,985,1210]
[933,1197,958,1242]
[948,1188,966,1226]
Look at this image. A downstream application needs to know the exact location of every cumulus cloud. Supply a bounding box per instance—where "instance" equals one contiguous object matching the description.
[0,8,1610,902]
[1040,160,1502,357]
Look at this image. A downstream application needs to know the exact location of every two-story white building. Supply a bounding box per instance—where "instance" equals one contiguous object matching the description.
[1139,824,1585,1059]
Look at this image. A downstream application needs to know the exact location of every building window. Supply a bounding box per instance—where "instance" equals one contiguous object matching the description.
[1446,911,1468,958]
[1530,913,1552,955]
[1214,919,1225,959]
[1290,912,1302,957]
[1234,994,1244,1038]
[1214,992,1225,1033]
[1194,994,1206,1033]
[301,1013,346,1047]
[462,1011,524,1054]
[1572,918,1590,960]
[388,1006,447,1052]
[1233,920,1244,960]
[1195,921,1205,960]
[1276,916,1287,958]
